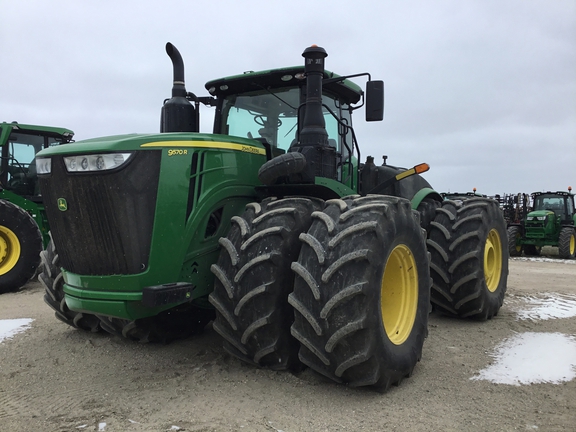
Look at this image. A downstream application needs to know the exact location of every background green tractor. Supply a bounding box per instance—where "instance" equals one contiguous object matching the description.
[441,188,486,203]
[36,44,508,390]
[508,189,576,259]
[0,121,73,292]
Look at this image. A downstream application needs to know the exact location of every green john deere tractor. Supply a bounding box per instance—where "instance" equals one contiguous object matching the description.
[36,44,508,390]
[0,121,74,292]
[508,189,576,259]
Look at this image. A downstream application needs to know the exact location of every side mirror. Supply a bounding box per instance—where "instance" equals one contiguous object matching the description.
[366,80,384,122]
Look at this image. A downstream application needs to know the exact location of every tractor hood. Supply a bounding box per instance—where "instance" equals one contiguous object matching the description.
[526,209,555,220]
[36,132,266,157]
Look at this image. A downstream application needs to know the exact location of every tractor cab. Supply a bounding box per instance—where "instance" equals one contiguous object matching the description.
[0,122,73,200]
[207,66,363,151]
[531,191,575,224]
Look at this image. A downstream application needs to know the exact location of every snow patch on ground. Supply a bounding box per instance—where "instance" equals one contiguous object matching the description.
[472,332,576,385]
[507,293,576,321]
[0,318,34,343]
[511,257,576,265]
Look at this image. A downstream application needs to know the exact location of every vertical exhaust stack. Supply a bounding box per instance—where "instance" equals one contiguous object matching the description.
[160,43,197,133]
[290,45,337,181]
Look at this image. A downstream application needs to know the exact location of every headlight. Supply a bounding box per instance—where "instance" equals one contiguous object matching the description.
[529,216,547,221]
[36,157,52,174]
[63,153,133,172]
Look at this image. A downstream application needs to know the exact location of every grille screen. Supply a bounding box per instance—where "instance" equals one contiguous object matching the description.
[39,151,161,275]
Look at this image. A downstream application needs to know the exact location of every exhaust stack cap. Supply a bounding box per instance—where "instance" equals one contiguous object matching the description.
[166,42,187,98]
[160,42,197,133]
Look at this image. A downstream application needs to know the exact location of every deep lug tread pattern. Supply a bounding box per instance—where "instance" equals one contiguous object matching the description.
[290,195,431,390]
[416,197,441,232]
[218,237,239,266]
[290,262,320,299]
[0,199,42,293]
[211,264,234,298]
[209,197,323,370]
[427,198,509,320]
[298,233,326,264]
[40,236,102,332]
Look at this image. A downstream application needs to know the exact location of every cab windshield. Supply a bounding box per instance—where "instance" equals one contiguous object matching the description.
[533,194,573,220]
[1,132,62,195]
[220,87,354,157]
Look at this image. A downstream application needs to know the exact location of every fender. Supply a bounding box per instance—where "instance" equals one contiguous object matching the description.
[411,187,443,210]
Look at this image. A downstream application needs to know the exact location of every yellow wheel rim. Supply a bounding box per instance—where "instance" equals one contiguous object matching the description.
[0,225,21,276]
[514,232,521,253]
[484,229,502,292]
[381,244,418,345]
[570,233,575,256]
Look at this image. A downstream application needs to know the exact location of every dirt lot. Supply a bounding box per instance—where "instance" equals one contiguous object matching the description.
[1,258,575,432]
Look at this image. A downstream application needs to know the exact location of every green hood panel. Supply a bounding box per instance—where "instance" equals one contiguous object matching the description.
[527,210,554,218]
[37,133,266,157]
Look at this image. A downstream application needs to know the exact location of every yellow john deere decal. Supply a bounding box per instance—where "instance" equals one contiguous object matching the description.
[167,149,188,156]
[140,141,266,156]
[57,198,68,211]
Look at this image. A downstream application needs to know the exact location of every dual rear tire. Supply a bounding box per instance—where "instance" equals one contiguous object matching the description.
[209,197,322,369]
[211,195,431,390]
[427,198,508,320]
[290,195,430,390]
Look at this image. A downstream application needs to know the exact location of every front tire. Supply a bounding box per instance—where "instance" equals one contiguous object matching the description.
[427,198,508,320]
[40,235,101,332]
[209,197,322,370]
[0,199,42,293]
[507,225,523,257]
[97,304,215,343]
[290,195,430,390]
[558,227,576,259]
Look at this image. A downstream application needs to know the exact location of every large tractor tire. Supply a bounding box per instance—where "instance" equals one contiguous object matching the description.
[289,195,430,390]
[257,152,307,185]
[427,198,508,320]
[507,225,523,257]
[416,197,441,232]
[97,304,215,343]
[0,199,42,293]
[558,227,576,259]
[39,235,102,332]
[209,197,322,370]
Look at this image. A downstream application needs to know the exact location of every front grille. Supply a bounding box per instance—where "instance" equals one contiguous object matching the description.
[39,151,161,275]
[525,221,546,238]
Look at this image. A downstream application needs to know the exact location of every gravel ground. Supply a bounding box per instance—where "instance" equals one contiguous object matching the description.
[0,258,575,432]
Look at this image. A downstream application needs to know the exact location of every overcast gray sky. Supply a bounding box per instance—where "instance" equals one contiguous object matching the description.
[2,0,575,196]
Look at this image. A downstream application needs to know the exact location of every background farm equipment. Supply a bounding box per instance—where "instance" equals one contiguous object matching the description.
[507,189,576,258]
[0,121,73,292]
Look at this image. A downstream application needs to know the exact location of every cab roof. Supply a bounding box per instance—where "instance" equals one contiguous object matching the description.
[205,66,363,105]
[1,121,74,141]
